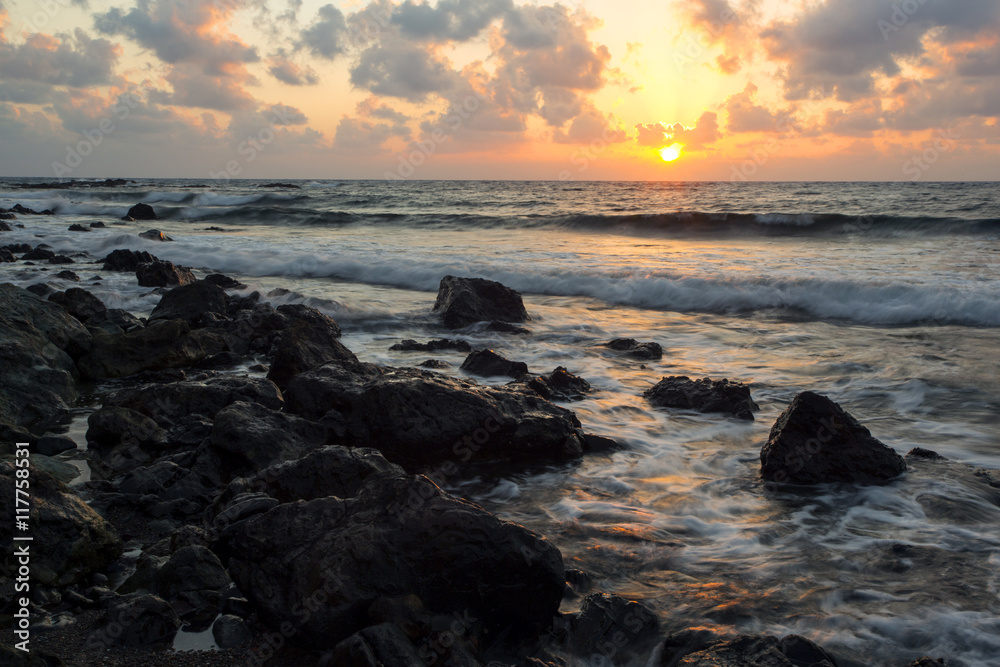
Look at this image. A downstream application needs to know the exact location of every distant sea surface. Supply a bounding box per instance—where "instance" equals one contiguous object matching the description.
[2,179,999,664]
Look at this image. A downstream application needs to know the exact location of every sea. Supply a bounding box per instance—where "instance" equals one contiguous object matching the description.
[1,179,999,665]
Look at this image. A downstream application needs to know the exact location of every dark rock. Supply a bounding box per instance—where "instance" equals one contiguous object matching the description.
[511,366,591,401]
[203,273,246,290]
[25,283,54,298]
[87,406,167,450]
[259,182,301,189]
[420,359,451,369]
[96,593,180,647]
[366,595,431,640]
[659,628,720,664]
[68,224,91,232]
[37,434,78,456]
[0,248,15,262]
[330,623,426,666]
[566,593,659,665]
[126,203,158,220]
[106,375,283,424]
[48,288,107,323]
[213,614,252,648]
[581,433,622,453]
[604,338,663,360]
[55,270,80,281]
[285,362,584,471]
[211,401,328,474]
[461,349,529,378]
[220,458,565,648]
[136,260,195,287]
[0,461,122,587]
[5,243,32,253]
[0,283,91,431]
[102,248,157,271]
[644,376,758,421]
[22,247,55,261]
[760,391,907,485]
[906,659,946,667]
[906,447,946,460]
[225,303,286,355]
[12,203,53,215]
[87,308,144,335]
[139,229,173,242]
[433,275,530,329]
[486,321,531,335]
[78,319,225,379]
[0,218,12,228]
[48,255,75,265]
[90,221,106,228]
[156,545,232,619]
[391,339,473,353]
[677,634,836,666]
[266,304,355,388]
[149,280,230,325]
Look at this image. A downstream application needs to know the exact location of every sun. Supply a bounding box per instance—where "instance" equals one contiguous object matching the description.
[660,144,684,162]
[659,143,683,162]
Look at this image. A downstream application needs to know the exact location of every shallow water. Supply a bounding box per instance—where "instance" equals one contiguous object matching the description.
[2,179,999,665]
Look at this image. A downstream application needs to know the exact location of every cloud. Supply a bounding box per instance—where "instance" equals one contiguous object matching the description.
[268,52,319,86]
[333,116,410,150]
[300,4,348,59]
[724,83,792,133]
[0,29,120,88]
[552,102,625,144]
[635,122,669,147]
[350,42,459,101]
[392,0,512,41]
[165,65,257,111]
[666,111,720,149]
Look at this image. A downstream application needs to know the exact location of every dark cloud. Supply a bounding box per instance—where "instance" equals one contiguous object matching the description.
[0,29,119,87]
[392,0,512,41]
[333,116,410,149]
[301,4,347,59]
[268,53,319,86]
[357,97,410,124]
[166,65,257,111]
[350,42,459,101]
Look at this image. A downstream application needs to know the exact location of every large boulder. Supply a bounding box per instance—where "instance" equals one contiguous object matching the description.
[265,304,355,388]
[677,634,836,666]
[102,248,157,271]
[77,319,226,379]
[211,401,328,474]
[86,406,167,451]
[148,280,230,325]
[433,275,530,329]
[566,594,660,666]
[285,362,584,471]
[136,260,195,288]
[126,202,158,220]
[644,376,758,421]
[48,288,107,323]
[510,367,592,402]
[219,457,565,648]
[105,375,283,424]
[94,593,180,647]
[460,349,529,379]
[225,303,288,356]
[0,284,91,431]
[760,392,907,485]
[0,461,122,589]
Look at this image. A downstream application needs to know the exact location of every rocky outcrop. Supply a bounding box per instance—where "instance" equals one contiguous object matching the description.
[86,406,167,451]
[644,376,758,421]
[285,362,584,470]
[48,288,107,323]
[433,275,530,329]
[219,451,565,648]
[95,593,180,647]
[77,319,226,379]
[604,338,663,360]
[148,280,230,325]
[460,349,529,378]
[265,304,355,388]
[102,249,157,272]
[676,634,836,666]
[760,391,907,485]
[390,339,472,353]
[105,376,283,424]
[139,230,173,242]
[126,203,158,220]
[211,401,328,474]
[510,367,591,401]
[566,593,660,665]
[0,461,122,588]
[136,260,195,288]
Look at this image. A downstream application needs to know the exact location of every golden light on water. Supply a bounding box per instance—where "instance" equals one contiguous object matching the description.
[659,144,683,162]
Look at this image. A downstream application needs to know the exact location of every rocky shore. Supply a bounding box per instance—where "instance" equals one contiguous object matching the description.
[0,212,973,666]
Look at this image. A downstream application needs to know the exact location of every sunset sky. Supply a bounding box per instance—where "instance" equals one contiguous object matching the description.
[0,0,998,180]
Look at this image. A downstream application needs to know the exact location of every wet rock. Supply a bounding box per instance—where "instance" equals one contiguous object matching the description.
[136,260,195,287]
[87,406,167,451]
[511,366,591,401]
[420,359,451,369]
[367,595,431,640]
[211,401,328,474]
[48,288,107,323]
[126,203,158,220]
[55,270,80,281]
[906,447,946,460]
[485,321,531,335]
[156,545,231,620]
[22,247,55,261]
[225,303,287,355]
[148,280,230,325]
[461,349,529,378]
[213,614,252,649]
[48,255,75,265]
[265,304,355,388]
[391,339,473,353]
[907,659,946,667]
[90,221,106,228]
[644,376,758,421]
[433,275,530,329]
[0,248,15,262]
[105,375,283,424]
[0,283,90,431]
[4,243,32,253]
[102,248,157,271]
[139,229,173,242]
[203,273,246,290]
[77,319,226,379]
[95,593,180,647]
[220,459,565,648]
[285,362,584,470]
[37,434,78,456]
[677,634,836,666]
[0,461,122,587]
[581,433,621,453]
[760,391,907,486]
[604,338,663,360]
[566,593,659,665]
[87,308,144,335]
[330,623,426,666]
[68,223,91,232]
